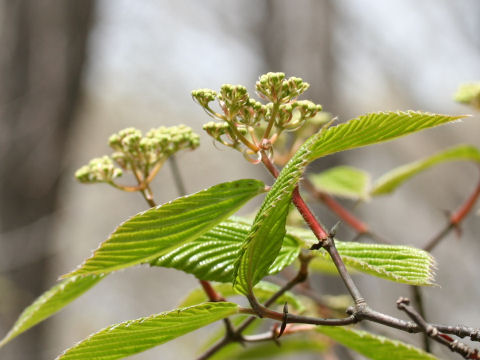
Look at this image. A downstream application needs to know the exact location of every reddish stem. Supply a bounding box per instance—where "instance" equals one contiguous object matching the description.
[450,178,480,225]
[292,188,329,240]
[424,176,480,252]
[200,280,225,302]
[303,179,369,234]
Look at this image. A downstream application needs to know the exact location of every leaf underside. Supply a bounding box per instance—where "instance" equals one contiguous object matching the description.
[322,241,435,286]
[0,275,104,348]
[56,302,239,360]
[64,179,265,277]
[291,227,435,286]
[316,326,438,360]
[371,144,480,196]
[234,111,461,294]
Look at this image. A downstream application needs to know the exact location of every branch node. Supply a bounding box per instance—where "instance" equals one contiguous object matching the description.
[247,295,264,318]
[396,297,411,308]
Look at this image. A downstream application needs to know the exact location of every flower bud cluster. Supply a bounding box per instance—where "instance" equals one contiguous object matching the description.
[192,72,323,159]
[75,156,123,184]
[256,72,310,104]
[275,100,323,131]
[75,125,199,185]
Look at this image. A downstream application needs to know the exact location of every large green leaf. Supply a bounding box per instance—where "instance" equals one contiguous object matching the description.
[316,326,438,360]
[64,180,265,277]
[179,281,305,312]
[291,227,435,285]
[152,217,300,283]
[56,302,239,360]
[308,165,371,200]
[234,112,462,295]
[371,144,480,196]
[309,111,464,159]
[0,275,104,348]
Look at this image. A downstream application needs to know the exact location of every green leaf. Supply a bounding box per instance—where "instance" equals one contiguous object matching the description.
[371,144,480,196]
[179,281,305,312]
[234,111,462,295]
[233,141,311,295]
[152,217,300,283]
[323,241,435,285]
[293,227,435,285]
[316,326,438,360]
[309,255,357,275]
[0,275,104,348]
[308,165,371,200]
[63,180,266,277]
[309,111,465,160]
[56,302,239,360]
[210,335,327,360]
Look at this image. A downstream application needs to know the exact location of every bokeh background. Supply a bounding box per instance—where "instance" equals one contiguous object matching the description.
[1,0,479,359]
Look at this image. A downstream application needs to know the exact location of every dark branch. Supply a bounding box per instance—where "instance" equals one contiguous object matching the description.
[397,298,480,359]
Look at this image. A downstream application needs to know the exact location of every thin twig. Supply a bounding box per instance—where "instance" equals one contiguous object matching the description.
[414,177,480,352]
[196,253,314,360]
[411,286,431,352]
[397,298,480,359]
[169,155,187,197]
[321,237,365,306]
[424,177,480,252]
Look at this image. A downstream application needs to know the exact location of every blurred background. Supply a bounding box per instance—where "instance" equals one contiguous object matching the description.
[0,0,479,359]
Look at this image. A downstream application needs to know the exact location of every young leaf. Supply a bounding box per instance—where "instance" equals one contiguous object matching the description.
[56,302,239,360]
[371,144,480,196]
[233,143,311,295]
[292,227,435,285]
[0,275,104,348]
[179,281,305,312]
[234,111,461,295]
[152,217,300,283]
[63,179,266,277]
[316,326,438,360]
[308,165,371,200]
[454,82,480,109]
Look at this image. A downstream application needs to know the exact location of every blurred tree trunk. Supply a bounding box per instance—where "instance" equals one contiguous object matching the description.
[0,1,94,359]
[259,0,337,114]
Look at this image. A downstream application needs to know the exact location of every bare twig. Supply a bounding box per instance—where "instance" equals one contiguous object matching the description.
[414,176,480,351]
[411,286,431,352]
[169,155,187,197]
[424,176,480,252]
[196,253,314,360]
[397,297,480,359]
